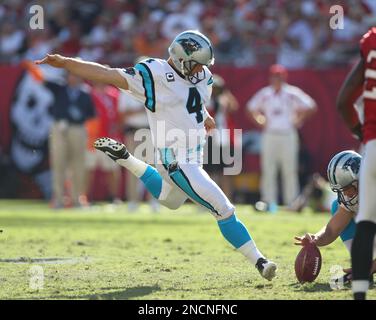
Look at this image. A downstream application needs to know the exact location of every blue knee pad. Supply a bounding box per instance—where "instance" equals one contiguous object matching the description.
[140,166,162,199]
[217,214,252,249]
[331,200,356,242]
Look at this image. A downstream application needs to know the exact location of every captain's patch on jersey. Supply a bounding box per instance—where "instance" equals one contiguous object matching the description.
[166,72,175,82]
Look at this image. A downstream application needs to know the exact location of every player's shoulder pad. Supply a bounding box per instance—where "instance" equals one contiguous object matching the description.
[360,27,376,54]
[135,58,165,79]
[361,27,376,43]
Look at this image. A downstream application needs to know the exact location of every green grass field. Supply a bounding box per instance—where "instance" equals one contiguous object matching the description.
[0,200,374,300]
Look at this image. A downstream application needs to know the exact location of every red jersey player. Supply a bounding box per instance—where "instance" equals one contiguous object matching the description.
[336,27,376,300]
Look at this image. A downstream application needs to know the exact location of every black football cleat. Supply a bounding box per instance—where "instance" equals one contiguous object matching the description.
[256,257,277,281]
[333,273,352,287]
[94,137,129,161]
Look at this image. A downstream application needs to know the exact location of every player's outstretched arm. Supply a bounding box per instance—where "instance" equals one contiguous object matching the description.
[35,54,129,90]
[336,58,364,140]
[295,205,353,247]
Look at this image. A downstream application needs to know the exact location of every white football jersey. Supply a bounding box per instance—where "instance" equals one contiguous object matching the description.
[117,58,213,163]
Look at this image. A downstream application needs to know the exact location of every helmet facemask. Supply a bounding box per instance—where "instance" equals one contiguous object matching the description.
[332,181,359,213]
[181,60,206,85]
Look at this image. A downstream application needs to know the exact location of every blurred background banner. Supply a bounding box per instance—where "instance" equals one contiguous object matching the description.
[0,65,53,199]
[0,63,357,200]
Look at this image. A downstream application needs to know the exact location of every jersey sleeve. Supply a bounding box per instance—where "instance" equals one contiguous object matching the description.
[117,59,160,112]
[116,67,147,102]
[118,90,144,113]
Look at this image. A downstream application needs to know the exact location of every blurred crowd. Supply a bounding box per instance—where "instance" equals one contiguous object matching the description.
[1,0,375,68]
[0,0,370,210]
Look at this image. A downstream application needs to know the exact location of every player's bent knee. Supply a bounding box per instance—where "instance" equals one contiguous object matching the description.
[158,195,186,210]
[161,200,182,210]
[214,203,236,221]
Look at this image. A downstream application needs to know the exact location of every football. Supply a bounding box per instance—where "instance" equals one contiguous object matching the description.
[295,242,322,283]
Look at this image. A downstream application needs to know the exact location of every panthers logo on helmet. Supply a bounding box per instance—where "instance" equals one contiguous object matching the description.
[343,156,361,176]
[177,38,202,56]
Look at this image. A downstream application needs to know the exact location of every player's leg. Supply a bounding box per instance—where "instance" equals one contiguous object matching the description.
[352,140,376,299]
[281,131,299,206]
[329,201,376,286]
[165,159,276,280]
[93,137,187,210]
[260,132,278,206]
[68,126,87,207]
[49,123,68,208]
[84,150,97,201]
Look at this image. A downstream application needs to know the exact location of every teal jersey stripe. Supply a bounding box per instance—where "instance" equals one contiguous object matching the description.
[159,148,218,214]
[207,76,213,85]
[331,199,339,214]
[330,200,356,242]
[135,63,156,112]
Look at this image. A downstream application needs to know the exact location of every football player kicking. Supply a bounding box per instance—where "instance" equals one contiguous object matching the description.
[35,30,277,281]
[295,150,376,284]
[336,27,376,299]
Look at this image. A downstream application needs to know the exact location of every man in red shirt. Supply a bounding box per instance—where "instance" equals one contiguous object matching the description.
[336,27,376,300]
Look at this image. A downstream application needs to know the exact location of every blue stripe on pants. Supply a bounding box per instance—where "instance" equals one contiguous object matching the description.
[159,148,218,214]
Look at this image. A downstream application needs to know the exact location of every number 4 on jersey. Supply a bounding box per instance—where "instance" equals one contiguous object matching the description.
[186,87,203,123]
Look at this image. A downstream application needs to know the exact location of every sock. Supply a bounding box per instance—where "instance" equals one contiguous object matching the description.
[117,155,163,199]
[351,221,376,297]
[139,166,163,199]
[352,280,369,300]
[116,154,148,177]
[218,214,263,264]
[237,240,264,265]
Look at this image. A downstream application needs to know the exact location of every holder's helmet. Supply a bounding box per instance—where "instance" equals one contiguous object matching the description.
[327,150,361,213]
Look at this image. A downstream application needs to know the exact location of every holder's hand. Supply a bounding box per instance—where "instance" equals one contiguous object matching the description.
[294,233,317,246]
